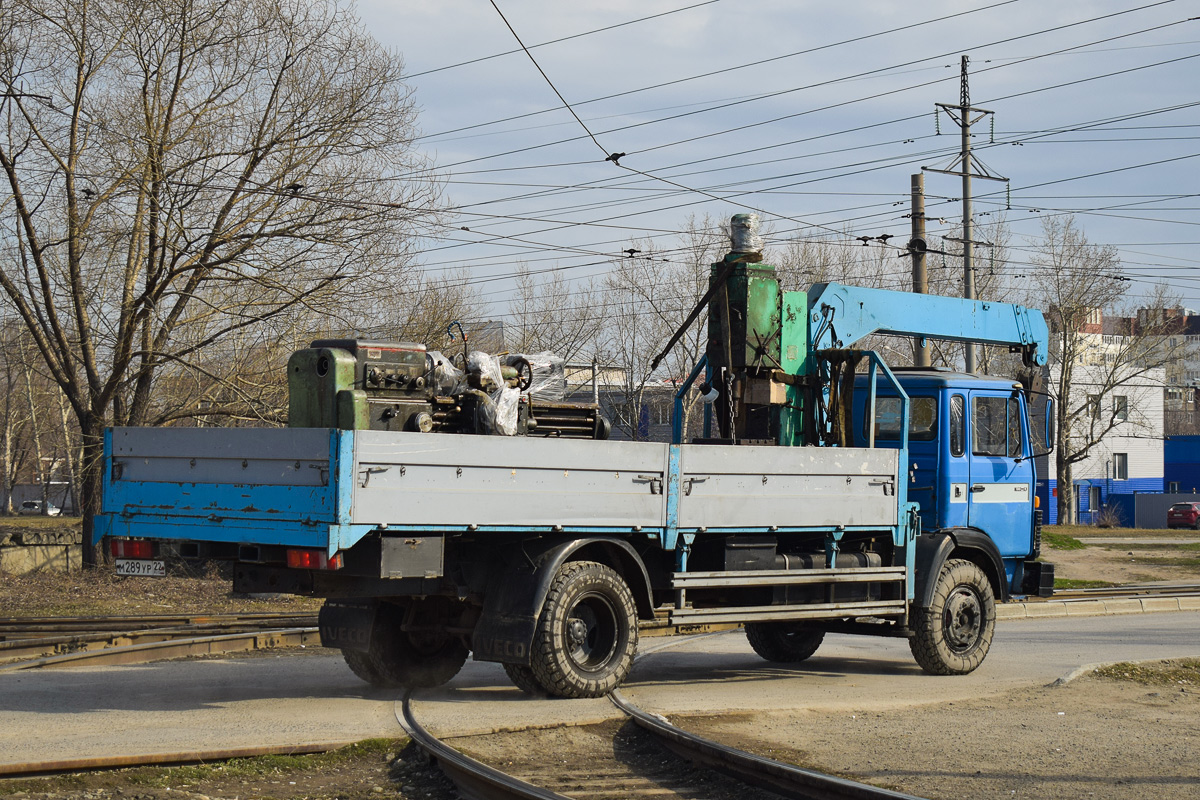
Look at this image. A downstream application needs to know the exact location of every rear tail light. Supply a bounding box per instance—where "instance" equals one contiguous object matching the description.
[111,539,154,559]
[286,548,342,570]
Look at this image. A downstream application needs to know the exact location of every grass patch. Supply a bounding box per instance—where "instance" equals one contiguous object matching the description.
[1132,556,1200,568]
[1053,524,1192,538]
[1042,531,1086,550]
[0,515,81,528]
[1053,578,1116,589]
[1092,659,1200,687]
[0,563,321,617]
[126,738,404,787]
[0,739,408,796]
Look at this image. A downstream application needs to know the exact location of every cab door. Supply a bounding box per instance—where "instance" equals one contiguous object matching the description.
[967,391,1034,559]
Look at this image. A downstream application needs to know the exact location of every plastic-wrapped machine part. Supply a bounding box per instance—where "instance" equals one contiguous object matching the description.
[505,352,567,401]
[468,351,519,435]
[729,212,763,254]
[492,385,520,435]
[426,350,466,395]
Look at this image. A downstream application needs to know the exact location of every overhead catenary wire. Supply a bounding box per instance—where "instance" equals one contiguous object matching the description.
[416,0,1026,141]
[418,2,1189,174]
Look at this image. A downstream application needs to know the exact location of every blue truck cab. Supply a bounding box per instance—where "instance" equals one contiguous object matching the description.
[855,369,1050,599]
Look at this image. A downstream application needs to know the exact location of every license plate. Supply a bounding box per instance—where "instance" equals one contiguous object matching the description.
[116,559,166,577]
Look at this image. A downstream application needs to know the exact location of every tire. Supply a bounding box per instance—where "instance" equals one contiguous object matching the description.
[909,558,995,675]
[343,648,395,688]
[745,622,825,663]
[503,663,546,695]
[529,560,638,698]
[363,604,469,690]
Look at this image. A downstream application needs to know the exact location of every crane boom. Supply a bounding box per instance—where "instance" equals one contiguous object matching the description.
[807,282,1048,366]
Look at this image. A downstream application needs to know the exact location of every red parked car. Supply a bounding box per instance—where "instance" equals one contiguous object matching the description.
[1167,502,1200,529]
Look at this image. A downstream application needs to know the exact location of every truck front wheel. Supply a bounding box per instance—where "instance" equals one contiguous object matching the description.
[366,603,468,689]
[745,622,825,663]
[529,560,638,698]
[909,558,995,675]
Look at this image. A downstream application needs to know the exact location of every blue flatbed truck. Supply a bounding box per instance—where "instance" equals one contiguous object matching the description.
[98,219,1055,698]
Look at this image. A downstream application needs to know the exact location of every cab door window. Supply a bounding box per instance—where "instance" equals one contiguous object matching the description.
[949,394,965,456]
[973,396,1023,458]
[868,396,937,442]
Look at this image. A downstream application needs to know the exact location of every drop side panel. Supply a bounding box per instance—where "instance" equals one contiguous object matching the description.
[350,431,669,530]
[677,444,899,529]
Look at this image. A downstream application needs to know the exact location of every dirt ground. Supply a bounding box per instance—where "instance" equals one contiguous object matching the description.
[4,663,1196,800]
[683,660,1200,800]
[2,526,1197,799]
[1044,526,1200,585]
[0,741,459,800]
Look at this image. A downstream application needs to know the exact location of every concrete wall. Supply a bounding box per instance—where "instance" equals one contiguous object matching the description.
[0,522,84,573]
[0,545,82,573]
[1132,492,1200,529]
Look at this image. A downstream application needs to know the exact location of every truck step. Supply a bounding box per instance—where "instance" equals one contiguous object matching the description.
[668,599,906,625]
[671,566,905,589]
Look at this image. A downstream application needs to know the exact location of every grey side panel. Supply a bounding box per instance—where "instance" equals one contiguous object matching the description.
[111,427,332,487]
[351,431,668,528]
[677,445,899,529]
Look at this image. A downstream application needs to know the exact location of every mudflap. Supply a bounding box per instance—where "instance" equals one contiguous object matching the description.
[471,559,539,666]
[318,600,376,653]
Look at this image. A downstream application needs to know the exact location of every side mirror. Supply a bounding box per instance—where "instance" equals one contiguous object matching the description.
[1044,396,1056,448]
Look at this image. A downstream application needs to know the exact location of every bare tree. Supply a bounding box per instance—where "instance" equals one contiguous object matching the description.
[1028,216,1186,524]
[603,215,724,440]
[922,216,1017,372]
[774,231,879,292]
[1,0,442,559]
[508,265,600,362]
[0,322,33,513]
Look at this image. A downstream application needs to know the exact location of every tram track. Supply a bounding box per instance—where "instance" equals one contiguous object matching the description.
[399,688,926,800]
[1,586,1198,792]
[1047,582,1200,600]
[0,611,319,669]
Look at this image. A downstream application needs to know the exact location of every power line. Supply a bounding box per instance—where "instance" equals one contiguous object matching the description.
[409,1,722,79]
[415,0,1026,140]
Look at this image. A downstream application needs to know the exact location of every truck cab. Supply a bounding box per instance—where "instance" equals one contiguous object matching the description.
[854,369,1051,598]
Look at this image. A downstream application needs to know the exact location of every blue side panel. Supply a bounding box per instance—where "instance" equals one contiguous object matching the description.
[1165,435,1200,491]
[663,444,682,551]
[102,514,335,548]
[1042,477,1164,525]
[98,427,354,549]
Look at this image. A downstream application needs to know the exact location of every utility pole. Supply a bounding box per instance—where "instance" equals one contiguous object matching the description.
[909,173,931,367]
[923,55,1008,374]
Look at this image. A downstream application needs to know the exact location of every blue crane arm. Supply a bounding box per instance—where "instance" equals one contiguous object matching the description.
[807,283,1049,366]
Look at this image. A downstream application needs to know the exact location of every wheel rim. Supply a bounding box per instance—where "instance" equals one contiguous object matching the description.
[563,591,620,674]
[943,585,983,652]
[406,630,451,657]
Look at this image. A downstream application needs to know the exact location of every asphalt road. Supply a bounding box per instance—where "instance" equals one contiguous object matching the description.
[2,612,1198,768]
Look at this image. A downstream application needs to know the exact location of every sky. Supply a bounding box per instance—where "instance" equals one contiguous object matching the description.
[355,0,1200,320]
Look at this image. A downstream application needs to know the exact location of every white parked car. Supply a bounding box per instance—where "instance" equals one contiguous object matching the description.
[18,500,61,516]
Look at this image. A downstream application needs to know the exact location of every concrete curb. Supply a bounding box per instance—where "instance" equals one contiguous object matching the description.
[1050,661,1111,687]
[998,596,1200,620]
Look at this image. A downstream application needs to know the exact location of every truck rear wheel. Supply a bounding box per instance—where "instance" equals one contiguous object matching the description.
[909,558,995,675]
[503,663,545,695]
[343,648,394,687]
[745,622,825,663]
[529,560,638,698]
[366,604,468,689]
